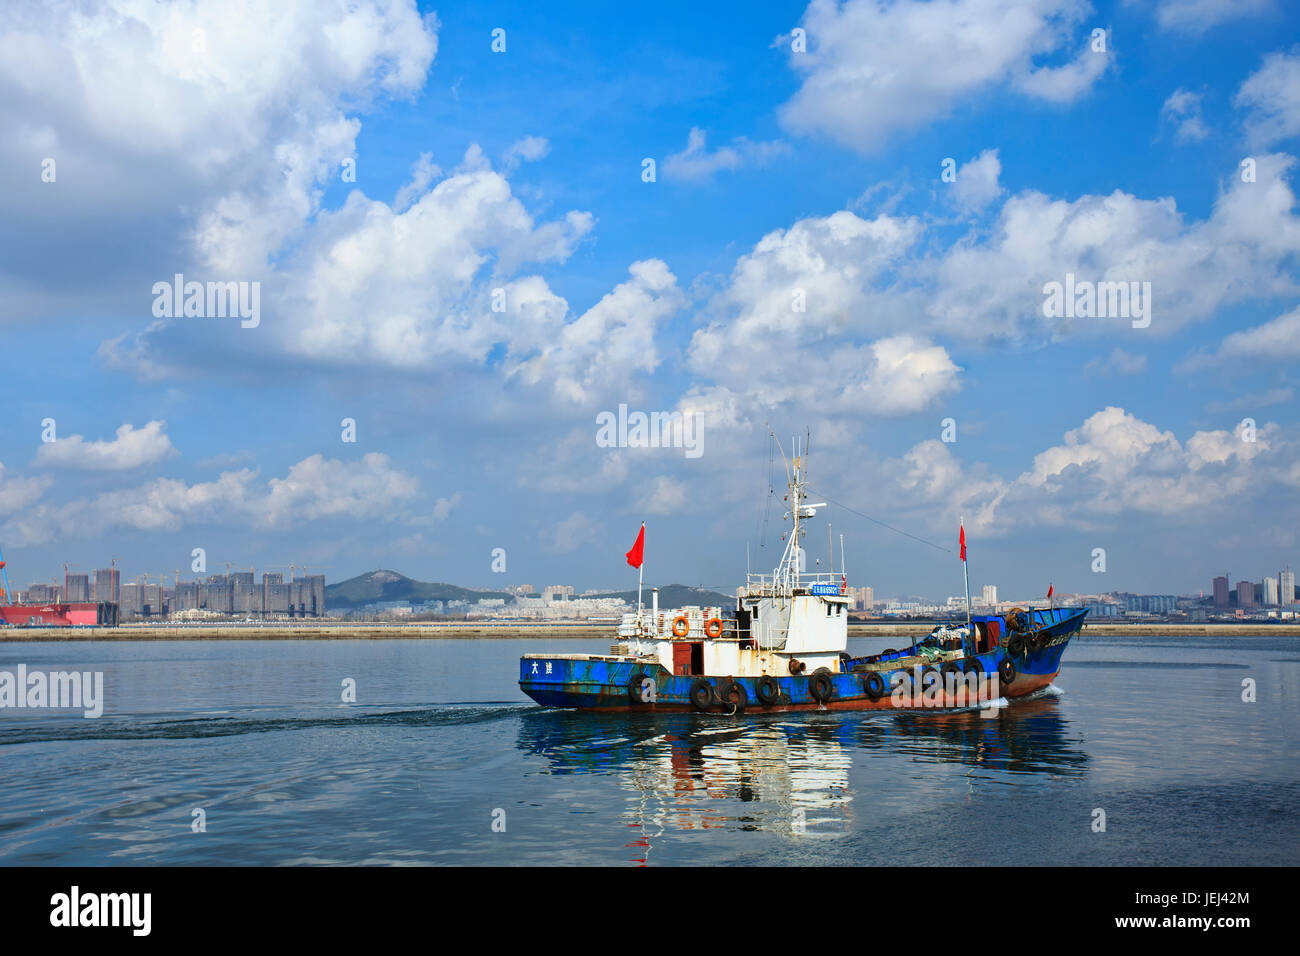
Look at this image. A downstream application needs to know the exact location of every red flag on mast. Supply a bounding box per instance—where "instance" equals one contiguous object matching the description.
[959,523,966,562]
[625,523,645,569]
[1047,583,1054,599]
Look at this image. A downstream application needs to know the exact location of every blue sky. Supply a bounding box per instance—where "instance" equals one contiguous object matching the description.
[1,0,1299,601]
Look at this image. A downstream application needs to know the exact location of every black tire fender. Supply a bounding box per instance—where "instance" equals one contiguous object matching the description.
[627,672,655,704]
[689,678,715,711]
[808,668,834,703]
[755,675,781,706]
[999,657,1017,685]
[863,671,886,701]
[719,679,747,713]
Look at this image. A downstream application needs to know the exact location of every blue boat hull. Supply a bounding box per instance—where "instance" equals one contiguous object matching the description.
[520,607,1087,713]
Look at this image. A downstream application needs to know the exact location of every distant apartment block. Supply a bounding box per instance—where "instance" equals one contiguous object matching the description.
[174,581,201,611]
[1213,575,1229,609]
[841,586,873,610]
[1264,577,1280,606]
[119,582,143,615]
[981,585,997,607]
[1282,569,1296,606]
[28,583,61,603]
[94,567,120,604]
[64,573,90,602]
[1237,580,1255,609]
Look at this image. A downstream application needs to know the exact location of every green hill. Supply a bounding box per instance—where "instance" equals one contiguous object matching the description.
[326,570,512,609]
[584,584,734,609]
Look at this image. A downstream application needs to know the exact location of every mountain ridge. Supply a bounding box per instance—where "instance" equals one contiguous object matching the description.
[325,570,731,610]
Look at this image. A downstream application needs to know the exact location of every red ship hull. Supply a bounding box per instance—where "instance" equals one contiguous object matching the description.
[0,602,118,627]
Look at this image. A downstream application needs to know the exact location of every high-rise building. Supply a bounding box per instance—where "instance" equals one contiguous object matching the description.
[146,581,166,616]
[28,583,60,603]
[1282,569,1296,606]
[119,583,143,616]
[1237,580,1255,609]
[265,580,290,615]
[306,575,326,616]
[287,576,326,616]
[64,573,90,602]
[231,572,258,613]
[982,585,997,607]
[174,581,201,611]
[1264,577,1279,606]
[94,567,121,604]
[203,578,232,613]
[262,573,282,615]
[1213,576,1229,609]
[845,586,873,610]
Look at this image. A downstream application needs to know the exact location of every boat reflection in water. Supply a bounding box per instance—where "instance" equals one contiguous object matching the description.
[516,690,1087,863]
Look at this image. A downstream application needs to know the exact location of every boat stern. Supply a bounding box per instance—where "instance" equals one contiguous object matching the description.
[520,653,656,709]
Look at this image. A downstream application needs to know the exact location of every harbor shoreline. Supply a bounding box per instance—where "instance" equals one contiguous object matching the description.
[1,621,1297,640]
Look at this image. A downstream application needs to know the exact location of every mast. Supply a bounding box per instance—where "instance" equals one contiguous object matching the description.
[767,428,824,596]
[839,533,846,595]
[791,435,800,592]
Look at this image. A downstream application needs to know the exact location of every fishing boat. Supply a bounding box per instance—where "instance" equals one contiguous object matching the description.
[519,435,1086,713]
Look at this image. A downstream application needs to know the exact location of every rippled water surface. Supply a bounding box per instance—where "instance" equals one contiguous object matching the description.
[1,634,1296,865]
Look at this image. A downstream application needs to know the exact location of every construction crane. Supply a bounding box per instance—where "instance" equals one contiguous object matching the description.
[0,543,12,604]
[265,563,332,583]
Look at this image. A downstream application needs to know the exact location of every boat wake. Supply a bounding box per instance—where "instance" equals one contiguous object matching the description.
[0,702,532,746]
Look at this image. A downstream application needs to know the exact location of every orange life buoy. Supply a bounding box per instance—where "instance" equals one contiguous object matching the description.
[672,615,690,637]
[704,617,723,638]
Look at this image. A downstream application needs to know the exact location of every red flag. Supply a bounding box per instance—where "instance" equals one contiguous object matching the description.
[1047,583,1054,599]
[959,523,966,562]
[625,523,645,569]
[840,572,847,594]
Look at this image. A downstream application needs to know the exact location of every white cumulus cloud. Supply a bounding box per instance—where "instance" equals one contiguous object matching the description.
[779,0,1109,153]
[35,421,176,471]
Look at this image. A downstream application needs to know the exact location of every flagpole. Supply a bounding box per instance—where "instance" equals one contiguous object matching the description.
[961,515,973,658]
[636,521,644,623]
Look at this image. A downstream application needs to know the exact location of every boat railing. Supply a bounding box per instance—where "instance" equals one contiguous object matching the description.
[741,571,847,598]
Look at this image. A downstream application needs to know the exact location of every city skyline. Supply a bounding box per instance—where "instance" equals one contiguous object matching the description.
[1,1,1298,599]
[9,555,1299,610]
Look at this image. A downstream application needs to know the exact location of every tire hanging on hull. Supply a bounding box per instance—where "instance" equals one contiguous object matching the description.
[689,678,715,711]
[808,668,834,704]
[718,679,747,713]
[627,673,654,705]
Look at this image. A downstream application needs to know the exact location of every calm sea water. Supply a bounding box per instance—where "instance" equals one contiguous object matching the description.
[1,633,1296,866]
